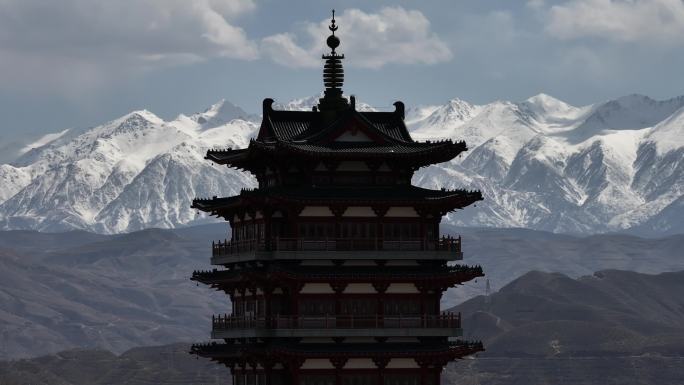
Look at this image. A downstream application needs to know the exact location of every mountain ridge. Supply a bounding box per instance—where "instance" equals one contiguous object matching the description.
[0,93,682,234]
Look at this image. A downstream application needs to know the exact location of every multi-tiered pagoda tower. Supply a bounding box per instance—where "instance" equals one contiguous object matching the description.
[190,12,484,385]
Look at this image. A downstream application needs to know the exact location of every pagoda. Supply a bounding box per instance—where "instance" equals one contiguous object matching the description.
[190,11,485,385]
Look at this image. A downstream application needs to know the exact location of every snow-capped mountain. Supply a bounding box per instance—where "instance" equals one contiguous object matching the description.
[413,94,684,235]
[0,94,682,235]
[0,101,257,233]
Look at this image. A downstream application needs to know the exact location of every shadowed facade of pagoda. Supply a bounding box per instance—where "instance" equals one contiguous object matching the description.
[190,11,484,385]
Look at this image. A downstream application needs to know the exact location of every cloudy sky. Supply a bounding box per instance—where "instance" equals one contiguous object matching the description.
[1,0,683,150]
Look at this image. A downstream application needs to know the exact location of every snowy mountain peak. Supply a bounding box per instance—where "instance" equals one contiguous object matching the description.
[424,98,479,123]
[518,94,587,131]
[275,94,322,111]
[526,93,558,103]
[190,99,251,127]
[110,110,164,132]
[523,93,577,114]
[446,97,474,109]
[274,94,376,112]
[443,98,477,116]
[115,109,163,124]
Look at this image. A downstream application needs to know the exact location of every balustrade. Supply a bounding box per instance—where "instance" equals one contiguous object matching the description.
[212,236,461,257]
[211,313,461,330]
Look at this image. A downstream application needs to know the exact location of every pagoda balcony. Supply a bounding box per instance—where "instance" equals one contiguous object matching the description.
[211,236,463,265]
[210,313,462,339]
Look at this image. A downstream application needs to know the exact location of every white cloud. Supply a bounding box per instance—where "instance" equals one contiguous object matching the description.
[261,7,453,69]
[527,0,546,9]
[545,0,684,44]
[0,0,259,96]
[261,33,320,68]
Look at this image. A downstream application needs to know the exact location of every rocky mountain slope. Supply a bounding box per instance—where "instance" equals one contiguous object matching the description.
[0,94,682,234]
[441,224,684,307]
[453,269,684,357]
[0,344,227,385]
[0,225,228,360]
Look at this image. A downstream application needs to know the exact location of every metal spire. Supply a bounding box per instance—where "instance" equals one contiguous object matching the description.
[319,9,348,112]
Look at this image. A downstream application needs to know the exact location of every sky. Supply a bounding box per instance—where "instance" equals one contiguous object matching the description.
[1,0,683,156]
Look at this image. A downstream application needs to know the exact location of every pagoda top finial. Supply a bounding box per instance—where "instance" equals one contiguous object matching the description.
[326,9,340,55]
[330,9,337,33]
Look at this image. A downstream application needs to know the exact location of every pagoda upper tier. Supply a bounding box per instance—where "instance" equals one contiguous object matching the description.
[206,98,468,175]
[193,185,482,220]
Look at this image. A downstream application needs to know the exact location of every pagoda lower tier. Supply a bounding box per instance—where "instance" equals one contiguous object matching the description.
[191,340,485,385]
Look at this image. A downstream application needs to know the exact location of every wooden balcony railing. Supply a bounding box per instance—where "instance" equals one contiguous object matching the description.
[212,313,461,330]
[212,236,461,257]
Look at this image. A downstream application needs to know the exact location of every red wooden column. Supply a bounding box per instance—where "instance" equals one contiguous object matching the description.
[372,206,388,250]
[415,358,430,385]
[288,358,304,385]
[331,283,348,317]
[286,205,304,239]
[416,282,427,317]
[373,357,390,385]
[263,286,274,319]
[331,357,348,385]
[415,206,427,250]
[228,289,237,316]
[250,286,258,319]
[263,361,274,385]
[237,210,246,242]
[289,282,304,317]
[251,363,259,385]
[373,281,390,326]
[436,287,446,316]
[238,363,247,385]
[330,205,347,241]
[239,288,247,317]
[262,207,273,250]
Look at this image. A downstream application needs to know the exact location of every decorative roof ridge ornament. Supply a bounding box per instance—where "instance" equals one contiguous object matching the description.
[318,9,350,113]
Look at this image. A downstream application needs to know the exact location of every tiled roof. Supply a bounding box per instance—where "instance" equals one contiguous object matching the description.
[278,140,462,154]
[192,265,484,282]
[360,111,413,142]
[191,186,483,212]
[262,110,316,141]
[245,185,477,201]
[260,108,412,144]
[205,141,467,168]
[208,101,469,169]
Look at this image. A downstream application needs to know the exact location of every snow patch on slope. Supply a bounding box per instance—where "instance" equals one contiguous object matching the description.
[645,106,684,155]
[19,129,71,155]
